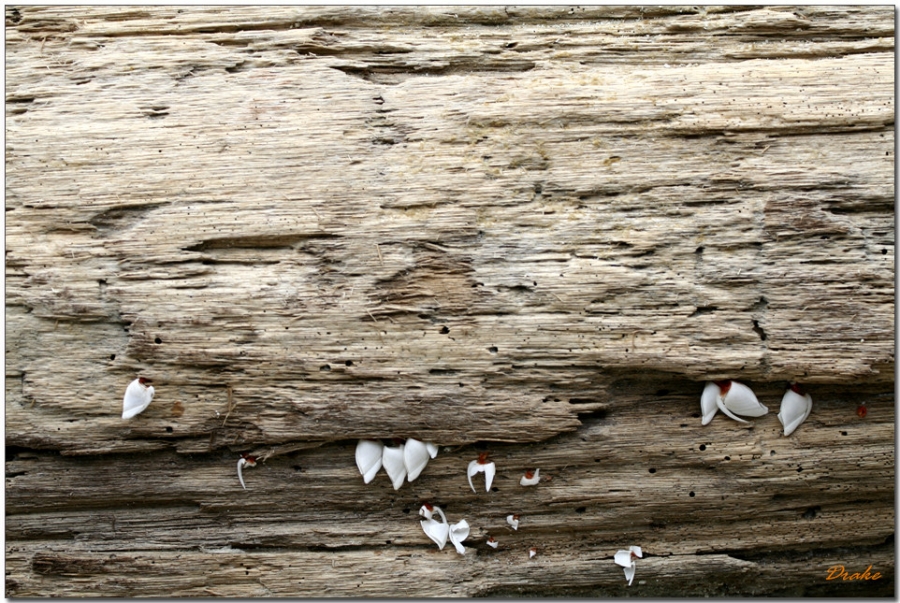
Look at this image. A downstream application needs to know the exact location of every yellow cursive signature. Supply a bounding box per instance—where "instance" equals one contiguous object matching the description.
[826,565,882,581]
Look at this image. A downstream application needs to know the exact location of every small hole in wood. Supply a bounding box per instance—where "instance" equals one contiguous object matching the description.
[154,337,162,344]
[165,426,173,433]
[345,360,353,366]
[752,320,767,341]
[648,468,656,474]
[575,506,586,513]
[488,346,498,353]
[320,364,331,371]
[109,354,116,360]
[689,491,695,497]
[440,326,450,334]
[699,444,706,451]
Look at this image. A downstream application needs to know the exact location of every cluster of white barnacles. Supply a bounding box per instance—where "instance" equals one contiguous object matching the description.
[355,439,439,489]
[354,447,542,556]
[419,504,470,554]
[701,380,813,436]
[119,373,827,583]
[465,455,544,557]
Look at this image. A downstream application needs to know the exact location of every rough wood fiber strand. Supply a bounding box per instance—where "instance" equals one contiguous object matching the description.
[5,5,894,597]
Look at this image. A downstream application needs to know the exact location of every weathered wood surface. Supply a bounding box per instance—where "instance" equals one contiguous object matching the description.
[5,5,894,597]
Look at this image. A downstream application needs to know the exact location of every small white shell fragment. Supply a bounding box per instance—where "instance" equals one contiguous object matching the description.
[614,546,642,586]
[778,385,813,436]
[355,440,384,484]
[237,458,247,490]
[700,382,719,425]
[420,518,449,550]
[449,519,470,555]
[721,381,768,418]
[420,505,452,550]
[467,454,496,493]
[703,381,768,424]
[506,514,519,530]
[529,547,537,558]
[486,536,498,549]
[382,444,407,490]
[482,461,496,491]
[236,456,256,490]
[404,438,431,482]
[466,460,479,492]
[425,442,439,459]
[520,468,540,486]
[122,377,155,419]
[623,564,636,586]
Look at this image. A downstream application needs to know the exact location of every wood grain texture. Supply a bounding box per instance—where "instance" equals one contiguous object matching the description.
[5,5,894,597]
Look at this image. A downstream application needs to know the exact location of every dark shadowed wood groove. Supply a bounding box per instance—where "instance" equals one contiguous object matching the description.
[5,6,894,597]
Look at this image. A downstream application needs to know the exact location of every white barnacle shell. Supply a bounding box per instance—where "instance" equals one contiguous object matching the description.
[236,455,256,490]
[529,547,538,558]
[778,384,812,437]
[420,504,450,550]
[355,440,384,484]
[702,380,767,424]
[486,536,499,549]
[381,443,407,490]
[467,454,496,493]
[404,438,431,482]
[122,377,155,419]
[506,514,519,530]
[420,517,450,550]
[520,468,540,486]
[237,458,247,489]
[614,545,642,586]
[700,382,720,425]
[449,519,470,555]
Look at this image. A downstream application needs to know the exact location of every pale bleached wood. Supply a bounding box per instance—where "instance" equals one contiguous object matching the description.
[5,5,894,597]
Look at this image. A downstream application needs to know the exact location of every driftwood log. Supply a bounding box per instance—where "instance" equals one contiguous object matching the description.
[5,5,894,597]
